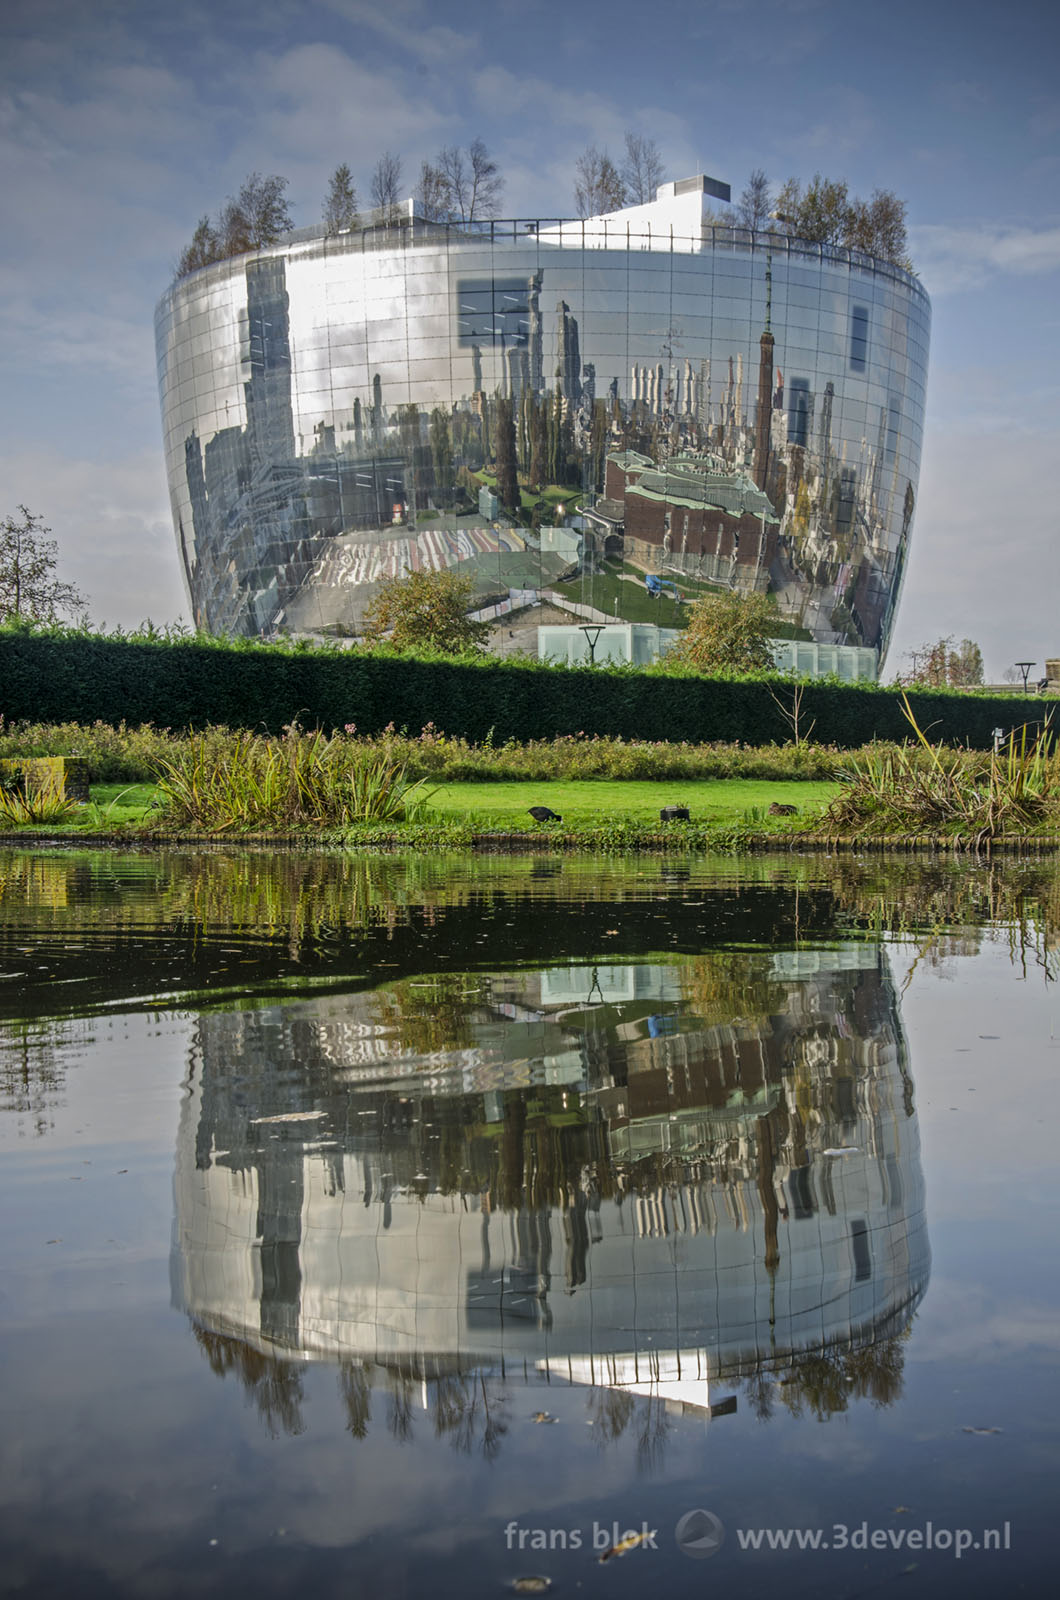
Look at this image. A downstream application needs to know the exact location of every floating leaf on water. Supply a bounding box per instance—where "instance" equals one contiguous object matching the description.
[598,1529,654,1563]
[962,1426,1002,1435]
[531,1411,557,1424]
[511,1578,552,1594]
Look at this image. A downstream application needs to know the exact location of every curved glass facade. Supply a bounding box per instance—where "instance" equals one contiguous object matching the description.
[173,946,928,1387]
[155,196,929,657]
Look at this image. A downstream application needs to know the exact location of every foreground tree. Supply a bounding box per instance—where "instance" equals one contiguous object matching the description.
[323,163,360,235]
[947,637,984,687]
[666,589,776,674]
[362,566,490,654]
[573,146,626,217]
[902,635,984,688]
[621,132,664,205]
[0,506,87,624]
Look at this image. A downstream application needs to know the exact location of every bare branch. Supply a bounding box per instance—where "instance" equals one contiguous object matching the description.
[370,152,404,222]
[1,505,88,624]
[573,146,626,217]
[621,132,663,205]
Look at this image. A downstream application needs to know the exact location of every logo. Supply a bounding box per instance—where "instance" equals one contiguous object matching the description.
[675,1509,726,1560]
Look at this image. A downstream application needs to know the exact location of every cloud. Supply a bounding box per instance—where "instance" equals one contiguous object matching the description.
[0,449,186,630]
[907,1279,1060,1363]
[782,90,879,164]
[467,69,707,216]
[319,0,476,71]
[912,222,1060,294]
[245,42,450,194]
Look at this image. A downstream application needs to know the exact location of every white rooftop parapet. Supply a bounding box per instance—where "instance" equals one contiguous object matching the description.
[537,174,730,254]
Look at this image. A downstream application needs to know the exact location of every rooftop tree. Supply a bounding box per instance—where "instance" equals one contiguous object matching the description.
[370,151,404,223]
[773,172,910,266]
[736,168,773,231]
[219,173,294,254]
[176,215,222,277]
[621,132,664,205]
[573,146,627,217]
[323,163,360,235]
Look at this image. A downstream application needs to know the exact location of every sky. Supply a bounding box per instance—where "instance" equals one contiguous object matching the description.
[0,0,1058,680]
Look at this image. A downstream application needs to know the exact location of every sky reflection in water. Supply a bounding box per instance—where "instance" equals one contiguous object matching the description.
[0,850,1057,1598]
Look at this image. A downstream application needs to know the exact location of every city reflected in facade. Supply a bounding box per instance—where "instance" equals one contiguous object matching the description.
[173,944,929,1432]
[155,179,930,662]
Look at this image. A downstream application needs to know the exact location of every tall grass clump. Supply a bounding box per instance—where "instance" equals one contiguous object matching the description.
[0,784,77,825]
[822,695,1059,841]
[152,724,434,832]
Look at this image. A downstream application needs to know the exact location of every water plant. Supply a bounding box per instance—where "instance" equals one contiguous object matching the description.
[0,783,77,825]
[822,694,1058,841]
[152,724,436,831]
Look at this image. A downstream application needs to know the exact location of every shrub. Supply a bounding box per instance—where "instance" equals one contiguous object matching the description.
[0,620,1050,751]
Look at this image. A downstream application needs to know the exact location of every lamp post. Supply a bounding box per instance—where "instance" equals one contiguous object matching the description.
[580,624,604,664]
[1015,660,1035,694]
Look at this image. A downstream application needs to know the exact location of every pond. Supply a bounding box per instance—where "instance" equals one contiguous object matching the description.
[1,849,1057,1599]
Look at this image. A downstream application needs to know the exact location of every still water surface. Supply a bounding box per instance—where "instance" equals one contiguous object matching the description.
[1,850,1057,1598]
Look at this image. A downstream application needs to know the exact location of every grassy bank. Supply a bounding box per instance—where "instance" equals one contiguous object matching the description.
[1,710,1057,851]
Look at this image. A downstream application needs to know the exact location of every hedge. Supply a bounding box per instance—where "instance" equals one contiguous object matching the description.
[0,625,1050,749]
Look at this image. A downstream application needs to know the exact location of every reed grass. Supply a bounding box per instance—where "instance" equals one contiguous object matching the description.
[152,724,435,831]
[822,694,1058,842]
[0,785,77,825]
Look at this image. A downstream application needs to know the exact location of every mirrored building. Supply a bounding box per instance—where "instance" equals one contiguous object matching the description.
[155,178,930,660]
[172,946,929,1418]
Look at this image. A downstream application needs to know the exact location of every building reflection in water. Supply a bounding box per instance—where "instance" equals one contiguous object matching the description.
[172,945,928,1443]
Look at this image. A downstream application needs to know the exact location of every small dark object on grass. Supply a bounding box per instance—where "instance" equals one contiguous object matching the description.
[660,805,690,822]
[768,802,797,815]
[528,806,562,822]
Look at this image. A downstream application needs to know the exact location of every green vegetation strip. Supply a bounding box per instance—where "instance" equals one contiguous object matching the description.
[425,778,836,828]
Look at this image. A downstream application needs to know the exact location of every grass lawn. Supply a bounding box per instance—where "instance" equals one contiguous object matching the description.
[77,784,159,828]
[424,778,838,829]
[554,561,816,638]
[556,565,690,628]
[2,779,838,839]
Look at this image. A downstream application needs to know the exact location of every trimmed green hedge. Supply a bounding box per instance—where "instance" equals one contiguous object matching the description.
[0,624,1050,749]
